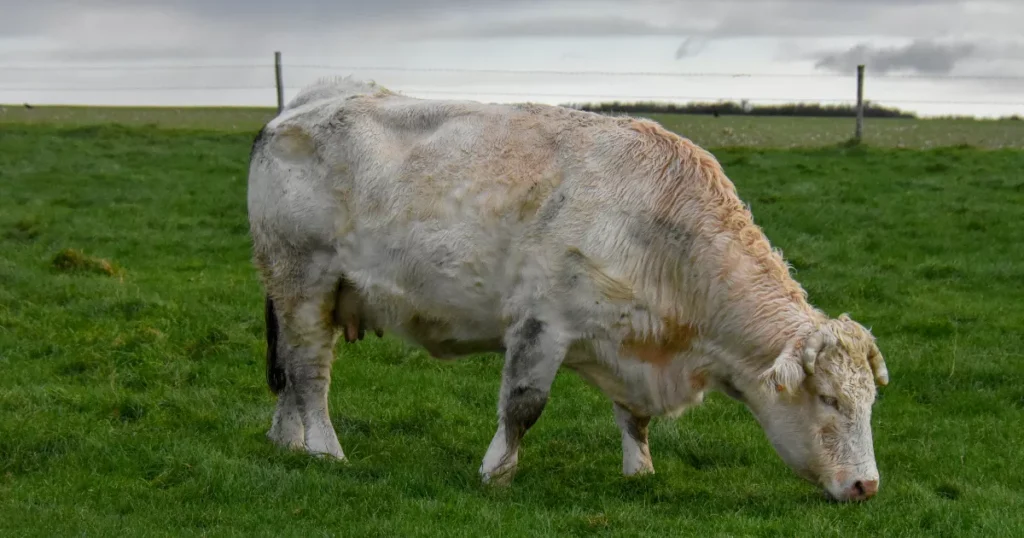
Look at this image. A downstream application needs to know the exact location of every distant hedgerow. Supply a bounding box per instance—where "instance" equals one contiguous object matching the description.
[563,100,916,119]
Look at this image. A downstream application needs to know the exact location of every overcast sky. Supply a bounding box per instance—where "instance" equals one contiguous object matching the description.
[1,0,1022,117]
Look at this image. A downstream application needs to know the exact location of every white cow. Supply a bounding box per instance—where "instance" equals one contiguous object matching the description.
[246,77,890,502]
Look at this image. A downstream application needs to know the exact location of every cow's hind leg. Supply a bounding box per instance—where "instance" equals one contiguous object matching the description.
[480,316,570,485]
[265,297,305,450]
[613,402,654,476]
[263,275,347,460]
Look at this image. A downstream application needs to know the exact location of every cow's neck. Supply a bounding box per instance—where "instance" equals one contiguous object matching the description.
[632,148,823,379]
[689,291,819,408]
[701,241,822,372]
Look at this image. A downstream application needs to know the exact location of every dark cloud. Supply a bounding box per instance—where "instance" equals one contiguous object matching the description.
[708,2,968,39]
[0,2,66,36]
[814,40,977,74]
[409,17,696,39]
[4,1,1010,39]
[2,0,556,32]
[3,0,1023,67]
[675,37,710,59]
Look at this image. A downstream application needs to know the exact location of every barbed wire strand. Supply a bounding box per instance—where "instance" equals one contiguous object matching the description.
[0,63,1022,82]
[0,65,267,71]
[0,86,272,91]
[1,85,1021,107]
[287,65,1024,82]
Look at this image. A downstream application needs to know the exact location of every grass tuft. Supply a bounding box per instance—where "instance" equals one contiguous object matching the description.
[50,248,122,277]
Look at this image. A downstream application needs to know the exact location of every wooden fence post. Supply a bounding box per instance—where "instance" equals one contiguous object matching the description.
[275,51,284,114]
[855,64,865,141]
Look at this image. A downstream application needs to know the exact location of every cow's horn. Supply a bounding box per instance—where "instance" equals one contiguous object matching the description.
[801,331,825,375]
[868,340,889,386]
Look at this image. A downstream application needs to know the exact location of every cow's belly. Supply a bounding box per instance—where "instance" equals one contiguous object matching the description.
[563,340,708,418]
[335,221,515,358]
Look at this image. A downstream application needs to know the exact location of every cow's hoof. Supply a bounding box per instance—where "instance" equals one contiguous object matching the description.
[267,429,305,452]
[304,443,346,461]
[623,466,655,478]
[623,462,655,477]
[480,465,517,487]
[313,452,348,463]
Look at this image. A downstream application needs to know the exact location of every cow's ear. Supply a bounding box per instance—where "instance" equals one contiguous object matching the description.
[758,341,806,395]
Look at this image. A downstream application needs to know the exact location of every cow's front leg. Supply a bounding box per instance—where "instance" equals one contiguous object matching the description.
[480,317,569,485]
[613,402,654,476]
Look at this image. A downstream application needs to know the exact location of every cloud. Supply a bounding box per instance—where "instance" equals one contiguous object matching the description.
[0,3,65,37]
[12,0,1017,42]
[674,37,710,59]
[4,0,1024,67]
[700,0,1023,43]
[12,5,264,62]
[813,40,978,74]
[407,16,701,40]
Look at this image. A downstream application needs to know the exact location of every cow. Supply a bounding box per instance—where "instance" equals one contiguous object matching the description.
[246,77,890,502]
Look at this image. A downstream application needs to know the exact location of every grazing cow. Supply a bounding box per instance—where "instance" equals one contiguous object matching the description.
[246,77,889,502]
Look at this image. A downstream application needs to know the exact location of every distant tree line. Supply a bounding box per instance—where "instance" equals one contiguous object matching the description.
[562,99,917,119]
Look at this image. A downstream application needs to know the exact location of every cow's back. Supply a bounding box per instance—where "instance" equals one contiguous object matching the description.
[323,96,632,229]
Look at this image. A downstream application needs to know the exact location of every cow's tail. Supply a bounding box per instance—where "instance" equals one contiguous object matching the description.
[265,295,287,394]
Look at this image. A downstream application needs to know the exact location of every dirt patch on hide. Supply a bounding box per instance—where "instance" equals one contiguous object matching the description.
[619,323,698,367]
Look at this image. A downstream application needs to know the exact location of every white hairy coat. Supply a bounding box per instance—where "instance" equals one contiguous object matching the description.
[247,77,890,502]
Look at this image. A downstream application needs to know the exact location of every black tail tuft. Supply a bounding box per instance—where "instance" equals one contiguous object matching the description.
[265,295,286,394]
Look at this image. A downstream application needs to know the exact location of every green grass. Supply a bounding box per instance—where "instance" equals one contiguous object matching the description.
[3,104,1024,149]
[1,119,1023,537]
[0,105,276,133]
[647,113,1024,150]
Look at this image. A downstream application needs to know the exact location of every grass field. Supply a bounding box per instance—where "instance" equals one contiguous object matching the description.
[3,104,1024,149]
[1,111,1023,536]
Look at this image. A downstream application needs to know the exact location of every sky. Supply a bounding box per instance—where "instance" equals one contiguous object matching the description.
[1,0,1022,117]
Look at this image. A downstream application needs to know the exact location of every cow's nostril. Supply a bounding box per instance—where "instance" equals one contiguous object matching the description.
[853,481,866,497]
[849,479,878,500]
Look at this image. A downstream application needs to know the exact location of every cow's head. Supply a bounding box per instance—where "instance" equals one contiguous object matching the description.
[746,313,888,502]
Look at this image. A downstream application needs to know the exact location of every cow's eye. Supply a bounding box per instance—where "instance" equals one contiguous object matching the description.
[819,395,839,408]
